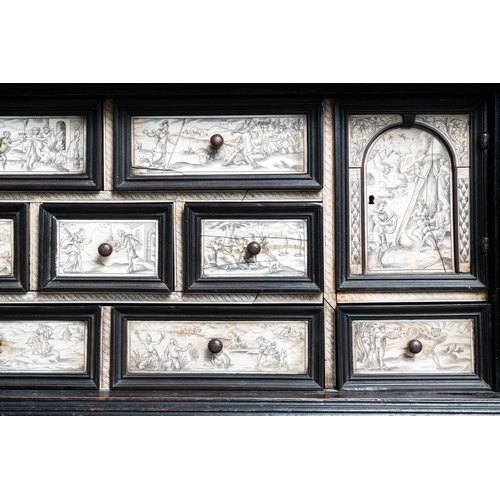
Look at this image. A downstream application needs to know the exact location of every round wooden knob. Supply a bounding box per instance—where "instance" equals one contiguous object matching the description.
[408,339,423,354]
[210,134,224,149]
[247,242,261,255]
[208,339,223,354]
[98,243,113,257]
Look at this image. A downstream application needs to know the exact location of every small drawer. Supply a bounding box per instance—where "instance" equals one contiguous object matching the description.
[111,305,324,390]
[337,303,493,391]
[38,203,173,292]
[184,202,323,293]
[0,305,100,389]
[0,203,29,292]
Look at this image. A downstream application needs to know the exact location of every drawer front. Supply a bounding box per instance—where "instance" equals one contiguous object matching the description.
[352,318,474,375]
[127,319,308,375]
[184,202,323,293]
[131,115,308,176]
[114,97,323,190]
[0,319,88,374]
[0,305,100,389]
[55,219,159,278]
[0,218,14,277]
[38,203,173,292]
[112,305,324,390]
[337,303,492,391]
[200,217,308,279]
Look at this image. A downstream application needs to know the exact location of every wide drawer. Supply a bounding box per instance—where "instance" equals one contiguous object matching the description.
[114,97,323,190]
[111,305,324,390]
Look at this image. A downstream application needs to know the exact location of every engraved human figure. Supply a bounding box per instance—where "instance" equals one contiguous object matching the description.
[371,324,404,370]
[222,135,249,166]
[35,323,54,357]
[247,130,267,168]
[140,120,175,168]
[368,199,398,268]
[416,200,451,252]
[0,131,23,170]
[415,327,448,369]
[61,228,86,273]
[22,128,42,170]
[227,331,247,351]
[135,330,166,369]
[277,122,297,154]
[115,230,143,273]
[406,197,428,244]
[163,338,192,370]
[205,237,223,265]
[256,336,271,366]
[211,350,231,369]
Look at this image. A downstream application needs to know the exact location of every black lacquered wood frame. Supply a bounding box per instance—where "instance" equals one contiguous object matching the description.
[336,302,493,392]
[111,304,324,391]
[38,203,174,293]
[0,98,102,190]
[113,97,323,191]
[184,202,323,293]
[0,203,29,292]
[0,305,101,389]
[335,97,489,291]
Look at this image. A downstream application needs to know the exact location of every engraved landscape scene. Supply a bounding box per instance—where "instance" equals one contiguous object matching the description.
[131,115,307,175]
[56,220,158,277]
[0,117,86,174]
[127,320,308,374]
[353,319,474,374]
[363,127,455,273]
[0,321,87,373]
[0,220,14,276]
[201,219,308,278]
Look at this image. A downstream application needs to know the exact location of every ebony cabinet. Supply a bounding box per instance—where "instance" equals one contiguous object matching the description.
[0,83,499,415]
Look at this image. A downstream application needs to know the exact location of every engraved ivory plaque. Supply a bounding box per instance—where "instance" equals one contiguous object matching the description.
[200,218,308,278]
[348,114,472,276]
[0,219,14,276]
[0,320,87,373]
[0,117,86,174]
[131,115,307,175]
[56,220,159,277]
[127,320,308,374]
[365,127,454,273]
[353,319,474,374]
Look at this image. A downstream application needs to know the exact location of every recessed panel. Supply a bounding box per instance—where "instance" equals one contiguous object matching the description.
[364,127,454,274]
[56,220,159,278]
[0,116,86,175]
[127,320,308,375]
[131,115,307,176]
[0,219,14,277]
[353,318,474,374]
[0,320,88,373]
[200,218,308,279]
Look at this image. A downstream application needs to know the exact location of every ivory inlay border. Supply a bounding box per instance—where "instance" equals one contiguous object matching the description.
[337,292,488,303]
[100,306,111,390]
